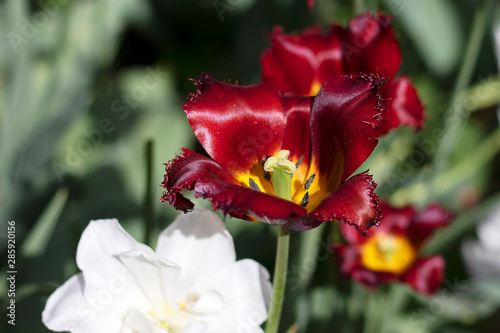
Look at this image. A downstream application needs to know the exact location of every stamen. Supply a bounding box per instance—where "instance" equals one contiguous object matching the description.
[249,178,261,192]
[304,174,316,190]
[295,155,304,169]
[300,192,310,207]
[264,171,271,181]
[262,156,271,181]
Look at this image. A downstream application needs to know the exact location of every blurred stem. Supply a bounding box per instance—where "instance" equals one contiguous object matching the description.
[143,139,155,246]
[293,223,327,331]
[434,0,494,175]
[266,226,290,333]
[354,0,364,14]
[363,287,387,333]
[331,220,341,243]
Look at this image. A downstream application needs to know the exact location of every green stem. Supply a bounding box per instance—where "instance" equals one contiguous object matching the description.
[266,166,292,333]
[266,226,290,333]
[434,0,493,175]
[143,139,154,246]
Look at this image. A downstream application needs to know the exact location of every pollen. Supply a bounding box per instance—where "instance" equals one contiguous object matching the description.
[264,150,296,174]
[360,234,417,275]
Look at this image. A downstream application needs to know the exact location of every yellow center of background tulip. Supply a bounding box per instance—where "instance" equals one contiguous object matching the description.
[360,234,416,275]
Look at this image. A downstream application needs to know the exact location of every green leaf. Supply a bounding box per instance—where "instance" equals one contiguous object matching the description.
[386,0,463,76]
[21,188,68,257]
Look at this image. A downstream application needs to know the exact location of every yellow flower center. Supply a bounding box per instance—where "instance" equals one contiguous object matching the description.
[237,150,329,212]
[309,80,322,96]
[142,299,197,333]
[360,234,416,275]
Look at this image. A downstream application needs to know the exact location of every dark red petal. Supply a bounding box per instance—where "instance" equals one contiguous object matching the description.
[332,244,397,288]
[261,26,343,96]
[310,172,381,235]
[343,13,401,79]
[311,73,386,184]
[307,0,314,11]
[332,244,362,274]
[160,148,239,213]
[402,256,445,295]
[183,74,285,177]
[283,216,322,232]
[408,204,453,247]
[281,95,313,188]
[340,202,414,244]
[376,202,416,234]
[380,76,426,134]
[193,179,307,225]
[351,270,398,289]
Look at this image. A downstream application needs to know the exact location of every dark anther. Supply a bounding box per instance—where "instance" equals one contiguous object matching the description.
[304,174,316,190]
[262,156,271,181]
[249,178,261,192]
[295,155,304,169]
[300,192,310,207]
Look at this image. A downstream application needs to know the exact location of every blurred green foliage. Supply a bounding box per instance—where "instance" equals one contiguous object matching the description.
[1,0,500,332]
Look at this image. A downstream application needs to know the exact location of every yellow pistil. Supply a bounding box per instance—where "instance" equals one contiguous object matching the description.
[360,234,417,275]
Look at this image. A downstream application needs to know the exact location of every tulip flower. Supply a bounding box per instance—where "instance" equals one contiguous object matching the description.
[260,12,425,134]
[332,203,453,294]
[161,72,388,233]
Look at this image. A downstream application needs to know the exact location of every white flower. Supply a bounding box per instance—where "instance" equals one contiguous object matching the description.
[462,205,500,280]
[42,209,272,333]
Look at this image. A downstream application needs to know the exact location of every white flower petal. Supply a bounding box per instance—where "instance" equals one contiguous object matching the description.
[42,274,126,333]
[118,250,183,308]
[198,259,271,332]
[186,290,224,315]
[181,323,207,333]
[125,308,166,333]
[77,219,153,292]
[156,210,236,277]
[476,205,500,252]
[462,240,500,279]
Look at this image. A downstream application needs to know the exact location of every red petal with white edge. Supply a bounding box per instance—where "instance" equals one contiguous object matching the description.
[310,172,381,235]
[194,179,307,225]
[402,256,445,295]
[380,76,426,134]
[343,13,401,79]
[183,74,286,177]
[160,148,239,213]
[311,73,386,183]
[408,204,453,248]
[261,26,344,96]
